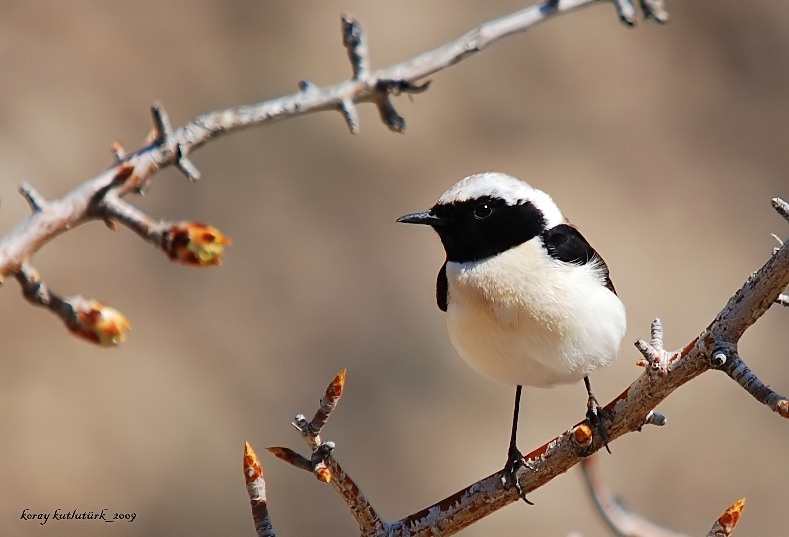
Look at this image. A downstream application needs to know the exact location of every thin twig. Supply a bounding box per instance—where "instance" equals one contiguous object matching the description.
[0,0,662,281]
[244,442,276,537]
[613,0,639,26]
[283,210,782,537]
[710,233,789,344]
[772,197,789,223]
[282,371,386,536]
[308,368,347,438]
[338,100,360,134]
[262,225,784,535]
[386,224,788,536]
[580,456,744,537]
[267,447,313,474]
[713,350,789,418]
[641,0,670,22]
[18,183,47,212]
[342,15,370,80]
[579,455,687,537]
[14,263,131,346]
[643,410,667,427]
[99,194,231,267]
[15,263,68,314]
[635,317,675,376]
[706,498,746,537]
[0,1,663,343]
[110,141,127,161]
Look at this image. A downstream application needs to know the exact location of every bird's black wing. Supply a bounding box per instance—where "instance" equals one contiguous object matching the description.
[436,261,448,312]
[541,224,617,295]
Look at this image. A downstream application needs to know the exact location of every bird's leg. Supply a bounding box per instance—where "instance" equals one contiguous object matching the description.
[503,385,534,504]
[584,376,611,454]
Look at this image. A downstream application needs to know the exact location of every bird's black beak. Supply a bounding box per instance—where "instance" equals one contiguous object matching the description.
[396,210,446,227]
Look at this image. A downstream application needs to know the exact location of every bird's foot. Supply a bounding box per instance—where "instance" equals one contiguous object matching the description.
[502,444,535,505]
[586,394,612,454]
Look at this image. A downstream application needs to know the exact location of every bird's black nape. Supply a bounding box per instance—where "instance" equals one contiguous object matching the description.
[541,224,617,294]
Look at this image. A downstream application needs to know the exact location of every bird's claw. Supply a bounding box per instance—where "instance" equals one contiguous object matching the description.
[586,395,612,454]
[503,445,535,505]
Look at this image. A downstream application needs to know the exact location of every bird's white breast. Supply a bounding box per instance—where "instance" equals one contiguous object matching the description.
[444,240,626,388]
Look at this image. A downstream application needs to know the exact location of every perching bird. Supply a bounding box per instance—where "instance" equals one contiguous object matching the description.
[397,172,626,502]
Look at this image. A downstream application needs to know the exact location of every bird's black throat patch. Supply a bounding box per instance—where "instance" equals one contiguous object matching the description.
[430,197,547,263]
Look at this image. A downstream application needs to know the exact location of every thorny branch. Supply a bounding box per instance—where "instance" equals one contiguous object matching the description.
[252,196,785,536]
[0,0,664,344]
[1,0,781,535]
[267,370,385,536]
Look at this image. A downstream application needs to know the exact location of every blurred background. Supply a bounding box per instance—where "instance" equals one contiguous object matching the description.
[1,2,787,536]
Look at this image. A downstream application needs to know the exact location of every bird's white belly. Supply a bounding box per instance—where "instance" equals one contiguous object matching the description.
[444,244,626,388]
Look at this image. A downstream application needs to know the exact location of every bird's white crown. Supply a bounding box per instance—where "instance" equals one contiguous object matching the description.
[436,172,564,229]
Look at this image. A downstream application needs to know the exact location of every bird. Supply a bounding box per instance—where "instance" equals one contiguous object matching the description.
[397,172,626,502]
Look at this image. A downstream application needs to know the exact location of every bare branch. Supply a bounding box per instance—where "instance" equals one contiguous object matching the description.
[710,233,789,344]
[175,146,201,183]
[641,0,670,23]
[267,446,313,474]
[581,456,744,537]
[266,444,338,484]
[284,371,386,535]
[338,100,360,134]
[634,317,675,376]
[310,442,335,483]
[580,455,688,537]
[643,410,667,427]
[714,349,789,418]
[15,263,131,346]
[98,194,231,267]
[613,0,639,26]
[772,197,789,223]
[372,83,407,133]
[1,162,142,279]
[0,1,666,344]
[150,103,200,182]
[18,183,47,212]
[110,141,127,161]
[706,498,746,537]
[164,1,639,149]
[15,263,67,313]
[262,196,787,536]
[342,15,370,80]
[321,452,386,535]
[244,442,276,537]
[308,368,347,438]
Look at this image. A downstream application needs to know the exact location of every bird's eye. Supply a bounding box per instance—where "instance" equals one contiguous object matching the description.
[473,203,493,220]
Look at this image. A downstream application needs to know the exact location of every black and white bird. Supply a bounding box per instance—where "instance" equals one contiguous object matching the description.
[397,172,626,501]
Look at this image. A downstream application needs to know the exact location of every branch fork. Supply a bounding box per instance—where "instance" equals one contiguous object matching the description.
[635,317,677,376]
[713,347,789,418]
[268,369,386,535]
[1,2,669,345]
[247,194,786,536]
[151,104,201,182]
